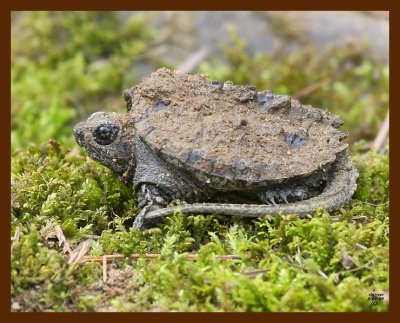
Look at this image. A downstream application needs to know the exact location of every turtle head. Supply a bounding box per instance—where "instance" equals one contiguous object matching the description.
[73,112,135,176]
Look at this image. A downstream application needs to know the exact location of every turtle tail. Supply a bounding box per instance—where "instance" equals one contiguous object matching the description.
[144,153,359,221]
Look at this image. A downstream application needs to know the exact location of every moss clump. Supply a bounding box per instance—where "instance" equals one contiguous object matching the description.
[11,224,73,311]
[353,152,389,204]
[11,141,389,312]
[12,12,156,150]
[12,141,137,239]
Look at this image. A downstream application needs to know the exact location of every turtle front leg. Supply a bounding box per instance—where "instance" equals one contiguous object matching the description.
[132,184,169,230]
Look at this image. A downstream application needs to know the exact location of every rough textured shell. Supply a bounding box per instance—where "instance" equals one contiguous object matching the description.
[129,68,349,184]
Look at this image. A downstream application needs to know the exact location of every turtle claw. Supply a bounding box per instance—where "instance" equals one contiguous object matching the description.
[133,183,169,230]
[281,195,289,204]
[132,205,151,230]
[263,191,279,206]
[259,186,310,205]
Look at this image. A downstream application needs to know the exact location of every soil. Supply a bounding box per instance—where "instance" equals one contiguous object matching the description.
[12,264,137,312]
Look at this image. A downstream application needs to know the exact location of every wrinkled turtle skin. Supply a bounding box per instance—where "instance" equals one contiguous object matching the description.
[74,68,358,229]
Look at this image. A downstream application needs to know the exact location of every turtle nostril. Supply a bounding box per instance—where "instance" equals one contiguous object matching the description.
[73,125,84,146]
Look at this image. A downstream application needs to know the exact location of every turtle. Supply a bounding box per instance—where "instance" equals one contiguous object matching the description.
[73,67,358,229]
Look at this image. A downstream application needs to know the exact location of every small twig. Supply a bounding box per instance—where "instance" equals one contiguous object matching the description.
[177,46,212,74]
[355,243,368,250]
[337,259,374,275]
[11,227,20,243]
[68,239,94,265]
[241,269,269,278]
[360,201,389,207]
[203,269,269,284]
[11,227,21,251]
[80,253,241,264]
[103,256,107,283]
[330,215,370,224]
[55,225,72,254]
[318,270,329,279]
[292,77,331,99]
[83,234,101,240]
[371,111,389,153]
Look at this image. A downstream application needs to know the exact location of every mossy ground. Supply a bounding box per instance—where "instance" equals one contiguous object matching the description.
[11,12,389,312]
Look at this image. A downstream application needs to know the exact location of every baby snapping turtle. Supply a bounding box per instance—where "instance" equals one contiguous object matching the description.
[74,68,358,229]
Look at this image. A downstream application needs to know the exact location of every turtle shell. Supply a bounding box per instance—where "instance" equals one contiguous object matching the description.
[128,68,349,187]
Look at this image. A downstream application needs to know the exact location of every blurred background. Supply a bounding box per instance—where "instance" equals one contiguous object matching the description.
[11,11,389,153]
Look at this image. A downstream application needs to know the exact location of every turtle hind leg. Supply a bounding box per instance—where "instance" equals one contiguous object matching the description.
[257,185,310,205]
[132,183,169,230]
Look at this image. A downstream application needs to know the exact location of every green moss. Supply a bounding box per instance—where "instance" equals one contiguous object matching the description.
[12,12,157,150]
[11,224,74,311]
[11,142,389,311]
[11,12,388,312]
[12,141,137,239]
[353,151,389,204]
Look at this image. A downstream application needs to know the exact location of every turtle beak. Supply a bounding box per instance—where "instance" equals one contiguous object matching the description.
[73,124,85,147]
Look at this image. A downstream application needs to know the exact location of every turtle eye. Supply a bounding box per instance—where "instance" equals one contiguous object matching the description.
[93,123,119,145]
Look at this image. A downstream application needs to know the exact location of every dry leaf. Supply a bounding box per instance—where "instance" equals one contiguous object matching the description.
[68,239,93,265]
[54,225,72,254]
